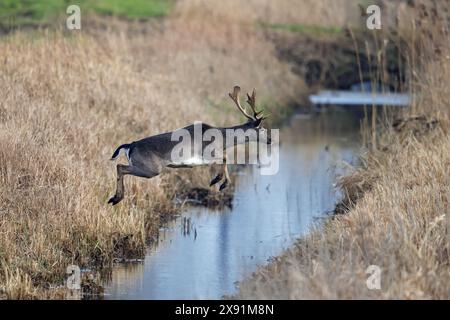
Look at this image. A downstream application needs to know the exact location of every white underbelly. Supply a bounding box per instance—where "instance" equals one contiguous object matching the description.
[170,156,214,166]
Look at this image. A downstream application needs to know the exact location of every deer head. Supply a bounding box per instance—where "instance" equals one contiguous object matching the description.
[228,86,271,144]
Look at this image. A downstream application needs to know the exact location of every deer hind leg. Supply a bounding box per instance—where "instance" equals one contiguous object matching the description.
[108,164,159,206]
[210,155,230,191]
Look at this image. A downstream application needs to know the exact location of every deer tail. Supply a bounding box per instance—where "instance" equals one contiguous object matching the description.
[110,144,131,161]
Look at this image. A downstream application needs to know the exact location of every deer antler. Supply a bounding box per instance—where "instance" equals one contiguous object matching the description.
[246,89,263,119]
[228,86,255,121]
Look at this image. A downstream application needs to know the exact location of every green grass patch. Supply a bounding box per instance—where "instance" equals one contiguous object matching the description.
[0,0,172,29]
[262,22,344,36]
[88,0,170,19]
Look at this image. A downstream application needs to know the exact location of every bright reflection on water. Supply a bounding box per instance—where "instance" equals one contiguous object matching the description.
[104,110,362,299]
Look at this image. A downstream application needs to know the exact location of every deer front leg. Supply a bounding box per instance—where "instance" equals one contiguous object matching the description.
[219,155,231,191]
[209,156,230,191]
[209,172,223,186]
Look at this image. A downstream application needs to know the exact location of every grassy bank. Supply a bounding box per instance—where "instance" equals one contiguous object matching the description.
[236,1,450,299]
[0,1,305,298]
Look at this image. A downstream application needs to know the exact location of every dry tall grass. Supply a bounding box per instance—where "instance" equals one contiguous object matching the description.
[0,0,304,298]
[236,1,450,299]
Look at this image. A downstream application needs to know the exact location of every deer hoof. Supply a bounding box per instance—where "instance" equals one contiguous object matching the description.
[108,195,123,206]
[210,173,223,186]
[219,180,228,191]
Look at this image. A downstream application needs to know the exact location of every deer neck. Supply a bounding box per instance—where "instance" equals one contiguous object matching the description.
[222,121,254,132]
[220,121,256,149]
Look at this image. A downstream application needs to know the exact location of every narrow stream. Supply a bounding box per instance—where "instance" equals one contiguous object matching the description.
[103,110,363,299]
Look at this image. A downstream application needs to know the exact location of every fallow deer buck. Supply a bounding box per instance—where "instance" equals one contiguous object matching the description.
[108,86,271,205]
